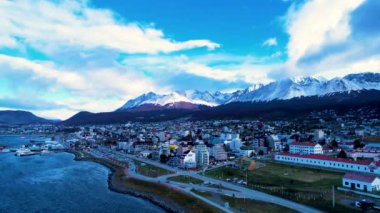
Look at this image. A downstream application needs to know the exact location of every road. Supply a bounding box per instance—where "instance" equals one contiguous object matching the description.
[90,147,322,213]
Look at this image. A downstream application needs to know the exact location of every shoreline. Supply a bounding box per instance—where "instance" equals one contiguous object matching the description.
[66,150,184,213]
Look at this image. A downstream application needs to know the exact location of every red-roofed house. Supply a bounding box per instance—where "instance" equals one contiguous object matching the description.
[343,172,380,192]
[289,142,323,154]
[275,153,380,174]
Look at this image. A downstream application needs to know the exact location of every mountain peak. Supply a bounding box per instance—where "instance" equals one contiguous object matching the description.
[116,72,380,111]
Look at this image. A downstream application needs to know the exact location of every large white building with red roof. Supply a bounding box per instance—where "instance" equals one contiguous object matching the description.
[275,153,380,175]
[343,172,380,192]
[289,142,323,154]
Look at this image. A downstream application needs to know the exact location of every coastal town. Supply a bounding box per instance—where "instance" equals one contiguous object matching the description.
[1,107,379,213]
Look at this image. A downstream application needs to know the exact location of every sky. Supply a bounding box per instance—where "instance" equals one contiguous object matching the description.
[0,0,379,119]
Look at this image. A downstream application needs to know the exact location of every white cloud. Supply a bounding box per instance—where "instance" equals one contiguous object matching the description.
[263,38,278,47]
[121,54,276,84]
[286,0,364,65]
[0,54,169,118]
[0,54,88,91]
[0,0,219,54]
[279,0,380,80]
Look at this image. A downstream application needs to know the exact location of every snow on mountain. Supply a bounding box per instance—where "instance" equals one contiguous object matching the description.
[229,72,380,103]
[117,72,380,111]
[116,91,234,111]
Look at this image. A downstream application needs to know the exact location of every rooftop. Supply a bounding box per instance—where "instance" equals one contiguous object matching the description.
[277,152,372,166]
[343,172,377,183]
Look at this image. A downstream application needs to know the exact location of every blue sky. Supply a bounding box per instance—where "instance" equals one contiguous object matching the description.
[0,0,379,119]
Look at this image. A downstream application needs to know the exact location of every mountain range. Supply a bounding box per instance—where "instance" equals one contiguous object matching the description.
[0,110,58,125]
[117,72,380,111]
[1,73,379,125]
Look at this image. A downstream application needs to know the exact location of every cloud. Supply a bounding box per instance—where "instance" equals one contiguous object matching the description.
[0,98,64,111]
[280,0,380,79]
[120,54,277,85]
[263,38,278,47]
[0,0,219,54]
[0,54,167,118]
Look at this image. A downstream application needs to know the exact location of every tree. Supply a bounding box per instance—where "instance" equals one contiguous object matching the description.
[337,150,347,158]
[353,139,365,149]
[318,139,326,146]
[160,154,168,163]
[258,150,264,156]
[283,144,289,152]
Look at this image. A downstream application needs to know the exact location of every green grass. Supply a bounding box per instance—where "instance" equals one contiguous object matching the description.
[205,161,360,212]
[116,174,222,213]
[191,189,213,197]
[192,189,297,213]
[134,160,173,177]
[78,153,221,213]
[168,175,204,184]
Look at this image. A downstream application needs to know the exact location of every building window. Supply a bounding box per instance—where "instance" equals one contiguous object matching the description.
[357,184,360,187]
[345,182,349,185]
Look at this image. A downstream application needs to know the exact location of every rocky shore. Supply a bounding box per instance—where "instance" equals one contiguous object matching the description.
[67,150,184,213]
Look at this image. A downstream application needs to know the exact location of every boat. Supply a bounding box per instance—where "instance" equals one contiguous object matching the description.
[0,148,10,153]
[15,147,36,157]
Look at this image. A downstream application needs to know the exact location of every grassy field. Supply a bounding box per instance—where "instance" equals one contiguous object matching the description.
[168,175,204,184]
[114,171,222,213]
[134,160,173,177]
[74,151,222,213]
[192,189,297,213]
[206,161,361,212]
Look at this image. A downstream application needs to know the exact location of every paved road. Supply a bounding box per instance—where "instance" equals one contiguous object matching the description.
[89,148,322,213]
[124,157,322,213]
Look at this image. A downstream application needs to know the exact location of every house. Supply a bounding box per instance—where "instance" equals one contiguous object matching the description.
[342,172,380,192]
[266,135,282,151]
[275,153,380,174]
[289,142,323,154]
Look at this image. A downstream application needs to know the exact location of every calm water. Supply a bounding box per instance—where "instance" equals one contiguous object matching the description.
[0,135,164,213]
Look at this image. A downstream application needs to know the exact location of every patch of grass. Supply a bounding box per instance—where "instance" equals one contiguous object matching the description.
[168,175,204,184]
[221,195,297,213]
[134,160,173,177]
[205,161,360,212]
[192,189,297,213]
[191,189,213,197]
[117,174,221,213]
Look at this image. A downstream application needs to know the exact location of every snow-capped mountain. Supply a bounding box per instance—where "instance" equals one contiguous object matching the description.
[116,72,380,111]
[228,72,380,103]
[116,91,233,111]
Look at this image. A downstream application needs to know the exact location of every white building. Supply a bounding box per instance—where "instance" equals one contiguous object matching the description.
[289,142,323,154]
[343,172,380,192]
[266,135,282,151]
[182,151,197,169]
[275,153,380,175]
[196,144,209,168]
[229,134,242,151]
[211,144,227,161]
[314,129,325,141]
[347,149,380,161]
[118,141,128,150]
